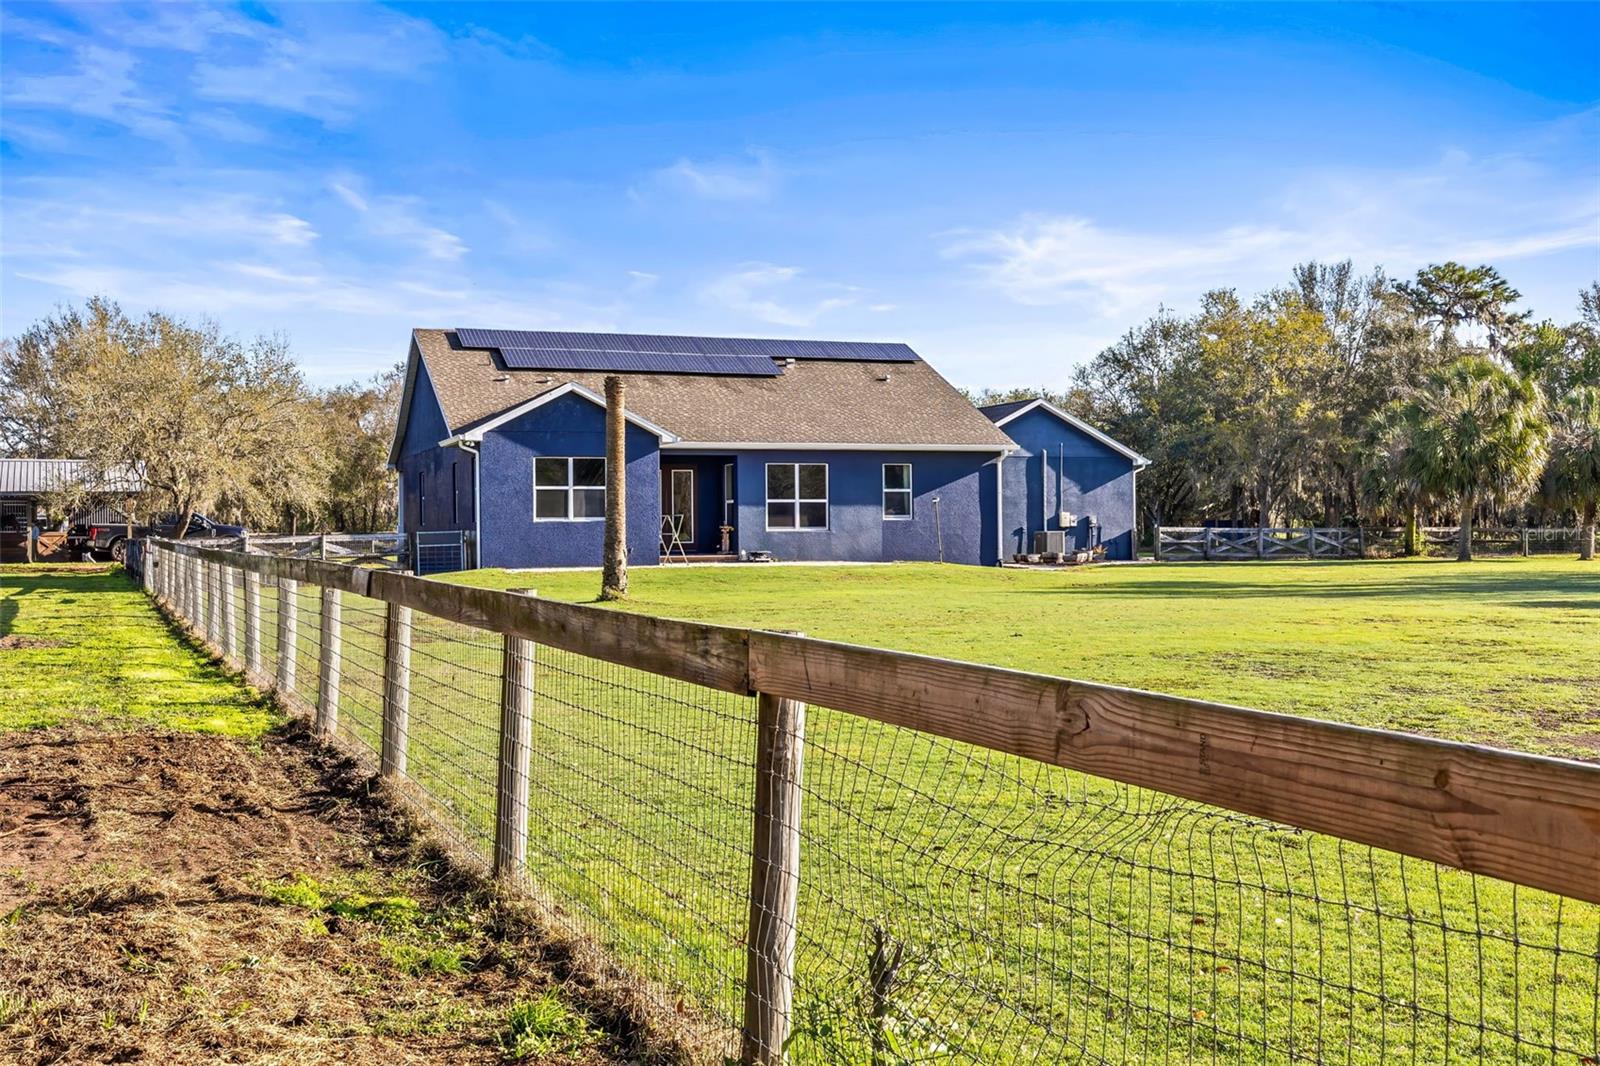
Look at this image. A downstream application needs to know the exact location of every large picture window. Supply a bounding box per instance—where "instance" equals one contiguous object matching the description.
[533,457,606,521]
[765,462,828,530]
[883,463,913,519]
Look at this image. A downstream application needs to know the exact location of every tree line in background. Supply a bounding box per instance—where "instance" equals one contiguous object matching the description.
[0,297,402,536]
[6,262,1598,561]
[973,262,1600,560]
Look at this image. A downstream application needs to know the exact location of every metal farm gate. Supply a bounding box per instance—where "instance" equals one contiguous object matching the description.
[412,530,469,575]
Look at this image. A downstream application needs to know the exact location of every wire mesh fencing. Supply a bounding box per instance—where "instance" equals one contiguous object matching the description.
[787,707,1598,1065]
[140,542,1600,1066]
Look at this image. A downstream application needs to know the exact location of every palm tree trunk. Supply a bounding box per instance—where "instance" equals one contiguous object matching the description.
[1582,502,1596,562]
[1404,502,1419,556]
[1457,493,1474,562]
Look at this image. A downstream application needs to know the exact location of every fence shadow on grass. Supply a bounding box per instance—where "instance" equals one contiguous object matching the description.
[0,567,138,637]
[1015,568,1598,605]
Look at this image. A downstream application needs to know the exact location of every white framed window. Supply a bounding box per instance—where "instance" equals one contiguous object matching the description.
[765,462,828,530]
[533,456,606,521]
[883,463,913,520]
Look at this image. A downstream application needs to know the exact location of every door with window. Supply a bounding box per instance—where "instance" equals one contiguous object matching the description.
[662,466,696,549]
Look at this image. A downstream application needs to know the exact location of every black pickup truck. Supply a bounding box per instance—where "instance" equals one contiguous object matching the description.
[76,513,246,562]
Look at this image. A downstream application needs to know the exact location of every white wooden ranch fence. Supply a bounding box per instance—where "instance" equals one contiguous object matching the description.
[137,538,1600,1065]
[1155,524,1586,561]
[1155,526,1365,561]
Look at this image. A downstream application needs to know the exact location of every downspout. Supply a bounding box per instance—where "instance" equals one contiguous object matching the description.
[990,448,1012,565]
[1132,466,1139,558]
[468,441,482,568]
[1040,446,1047,534]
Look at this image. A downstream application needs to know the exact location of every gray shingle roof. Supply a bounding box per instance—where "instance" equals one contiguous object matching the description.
[407,329,1017,450]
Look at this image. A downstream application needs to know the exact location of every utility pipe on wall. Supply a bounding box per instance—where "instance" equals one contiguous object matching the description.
[1040,447,1047,534]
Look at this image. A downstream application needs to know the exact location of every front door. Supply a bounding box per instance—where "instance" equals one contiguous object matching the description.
[663,467,695,549]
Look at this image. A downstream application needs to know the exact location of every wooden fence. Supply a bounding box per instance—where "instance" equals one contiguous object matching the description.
[1155,526,1364,561]
[1155,524,1586,561]
[245,531,408,566]
[138,538,1600,1063]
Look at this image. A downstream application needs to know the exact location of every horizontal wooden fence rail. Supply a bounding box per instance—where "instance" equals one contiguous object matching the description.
[1157,524,1587,560]
[154,538,1600,905]
[139,538,1600,1065]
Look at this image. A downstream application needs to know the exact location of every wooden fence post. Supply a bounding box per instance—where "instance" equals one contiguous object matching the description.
[380,602,413,778]
[1521,526,1530,557]
[276,578,298,694]
[244,570,262,678]
[495,627,536,880]
[1202,527,1213,562]
[212,562,224,647]
[741,687,807,1066]
[1153,525,1163,562]
[1256,527,1265,559]
[188,557,199,633]
[1357,527,1367,559]
[198,560,213,643]
[221,564,238,660]
[317,587,342,736]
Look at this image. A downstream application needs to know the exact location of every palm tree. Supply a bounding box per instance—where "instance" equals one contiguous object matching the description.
[1363,399,1428,555]
[1541,385,1600,560]
[1390,356,1550,561]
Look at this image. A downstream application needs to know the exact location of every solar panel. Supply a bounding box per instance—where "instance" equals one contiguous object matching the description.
[455,328,919,362]
[496,347,783,376]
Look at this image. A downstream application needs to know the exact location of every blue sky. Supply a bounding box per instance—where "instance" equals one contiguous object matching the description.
[2,3,1597,390]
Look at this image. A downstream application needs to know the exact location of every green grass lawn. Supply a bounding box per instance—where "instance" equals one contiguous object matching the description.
[456,556,1600,1065]
[20,556,1600,1065]
[0,564,277,737]
[451,556,1600,760]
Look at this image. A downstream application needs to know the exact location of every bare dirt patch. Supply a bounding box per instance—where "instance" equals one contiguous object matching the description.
[0,724,683,1066]
[0,636,69,651]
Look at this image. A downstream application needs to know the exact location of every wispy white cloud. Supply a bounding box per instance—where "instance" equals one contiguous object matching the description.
[327,173,467,261]
[1,191,319,253]
[636,150,778,203]
[699,263,857,327]
[944,138,1600,314]
[190,7,448,124]
[4,43,181,143]
[943,216,1294,312]
[0,173,619,351]
[1,2,447,141]
[483,201,555,251]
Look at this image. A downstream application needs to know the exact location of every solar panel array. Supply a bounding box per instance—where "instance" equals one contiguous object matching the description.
[497,347,783,376]
[454,328,919,374]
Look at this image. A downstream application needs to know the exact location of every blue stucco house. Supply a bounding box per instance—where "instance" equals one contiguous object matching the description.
[388,329,1146,569]
[980,399,1150,561]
